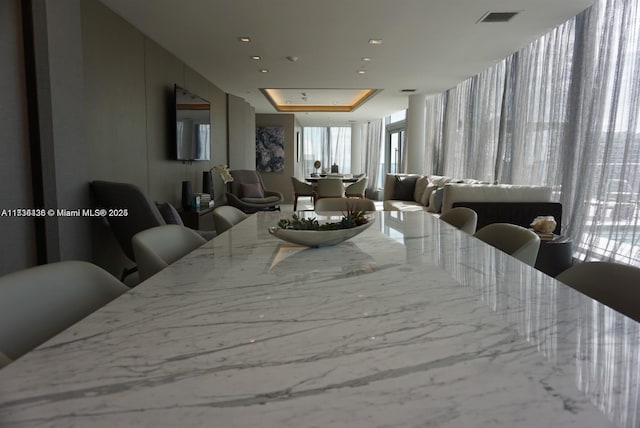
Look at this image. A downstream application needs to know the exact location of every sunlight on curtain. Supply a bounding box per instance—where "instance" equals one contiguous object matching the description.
[566,0,640,264]
[422,0,640,266]
[302,127,351,175]
[363,120,383,196]
[439,64,505,182]
[425,94,445,174]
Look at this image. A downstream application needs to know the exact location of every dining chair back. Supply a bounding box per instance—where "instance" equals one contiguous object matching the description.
[474,223,540,266]
[315,197,376,212]
[291,177,314,211]
[439,207,478,234]
[315,178,345,200]
[0,261,127,366]
[555,261,640,322]
[212,205,249,235]
[132,225,207,281]
[345,176,367,198]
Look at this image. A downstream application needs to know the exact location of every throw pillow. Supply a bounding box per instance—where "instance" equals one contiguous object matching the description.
[392,176,418,201]
[241,183,264,198]
[426,187,445,213]
[413,176,429,203]
[156,202,184,225]
[421,184,437,206]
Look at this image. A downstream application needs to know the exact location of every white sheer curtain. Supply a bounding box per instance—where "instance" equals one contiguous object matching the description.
[499,23,574,187]
[421,0,640,266]
[363,120,383,197]
[302,127,351,174]
[562,0,640,264]
[330,126,352,174]
[425,94,445,174]
[439,63,504,181]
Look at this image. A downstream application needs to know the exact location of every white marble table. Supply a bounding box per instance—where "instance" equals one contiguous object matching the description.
[1,211,639,427]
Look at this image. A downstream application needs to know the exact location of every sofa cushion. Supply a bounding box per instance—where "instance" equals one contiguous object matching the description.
[413,176,429,203]
[392,175,418,201]
[383,199,426,211]
[421,184,437,206]
[426,187,445,213]
[428,175,453,187]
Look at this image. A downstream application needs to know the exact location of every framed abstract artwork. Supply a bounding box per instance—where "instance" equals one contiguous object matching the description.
[256,126,285,172]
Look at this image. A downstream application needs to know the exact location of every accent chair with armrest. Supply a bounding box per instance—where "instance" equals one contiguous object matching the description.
[226,170,284,213]
[90,180,215,281]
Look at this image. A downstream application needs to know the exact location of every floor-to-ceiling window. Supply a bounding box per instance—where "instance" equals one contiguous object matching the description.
[302,126,351,175]
[378,111,406,188]
[421,0,640,267]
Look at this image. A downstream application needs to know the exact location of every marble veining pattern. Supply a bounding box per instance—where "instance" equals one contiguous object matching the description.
[0,211,637,427]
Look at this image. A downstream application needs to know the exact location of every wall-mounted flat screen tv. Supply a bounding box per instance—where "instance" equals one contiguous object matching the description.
[174,84,210,161]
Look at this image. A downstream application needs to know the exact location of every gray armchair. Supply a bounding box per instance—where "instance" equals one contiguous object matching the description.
[90,180,215,281]
[226,170,283,213]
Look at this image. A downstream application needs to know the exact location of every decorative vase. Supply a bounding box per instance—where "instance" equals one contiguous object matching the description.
[181,180,193,210]
[530,216,557,234]
[202,171,213,197]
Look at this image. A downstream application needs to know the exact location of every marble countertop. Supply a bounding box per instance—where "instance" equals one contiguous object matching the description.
[0,211,638,427]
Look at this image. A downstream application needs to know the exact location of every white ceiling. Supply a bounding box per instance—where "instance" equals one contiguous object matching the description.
[99,0,595,126]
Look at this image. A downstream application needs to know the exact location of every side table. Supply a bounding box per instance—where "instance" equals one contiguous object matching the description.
[179,206,215,231]
[534,234,573,277]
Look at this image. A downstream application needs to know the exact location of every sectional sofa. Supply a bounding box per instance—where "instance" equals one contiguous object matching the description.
[383,173,562,234]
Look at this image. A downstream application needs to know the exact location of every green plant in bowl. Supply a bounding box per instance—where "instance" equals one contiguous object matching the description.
[277,210,369,231]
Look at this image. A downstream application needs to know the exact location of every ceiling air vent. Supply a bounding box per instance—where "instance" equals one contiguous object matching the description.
[401,89,416,93]
[478,12,519,23]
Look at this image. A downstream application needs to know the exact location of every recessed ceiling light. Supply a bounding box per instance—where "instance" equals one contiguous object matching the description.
[251,55,262,60]
[357,70,366,74]
[238,37,251,43]
[368,39,383,45]
[259,69,269,73]
[362,57,373,62]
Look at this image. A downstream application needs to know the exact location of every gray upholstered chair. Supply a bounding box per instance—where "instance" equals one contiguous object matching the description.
[315,178,345,201]
[345,176,367,198]
[0,261,128,367]
[556,261,640,322]
[439,207,478,234]
[212,205,249,235]
[291,177,314,210]
[226,170,284,213]
[315,197,376,212]
[132,225,207,281]
[90,180,215,280]
[474,223,540,266]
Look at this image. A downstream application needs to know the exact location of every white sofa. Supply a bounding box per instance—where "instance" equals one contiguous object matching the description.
[383,173,561,233]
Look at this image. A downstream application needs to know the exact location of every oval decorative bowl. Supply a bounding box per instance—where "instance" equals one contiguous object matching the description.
[268,220,374,247]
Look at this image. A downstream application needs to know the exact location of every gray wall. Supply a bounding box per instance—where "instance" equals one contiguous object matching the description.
[0,0,257,277]
[0,0,37,276]
[228,94,256,171]
[81,0,233,276]
[255,114,296,203]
